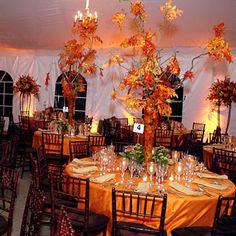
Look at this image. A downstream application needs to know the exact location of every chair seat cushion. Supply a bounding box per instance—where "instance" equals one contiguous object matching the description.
[0,215,8,235]
[68,210,109,233]
[171,226,212,236]
[115,221,167,236]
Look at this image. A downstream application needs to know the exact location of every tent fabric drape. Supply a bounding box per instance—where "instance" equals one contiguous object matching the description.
[0,48,235,137]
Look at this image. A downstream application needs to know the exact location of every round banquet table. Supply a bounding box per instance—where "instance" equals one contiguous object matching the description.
[32,130,101,156]
[203,143,233,169]
[64,158,236,236]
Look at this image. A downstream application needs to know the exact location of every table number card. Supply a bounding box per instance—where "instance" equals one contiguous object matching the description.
[133,123,144,134]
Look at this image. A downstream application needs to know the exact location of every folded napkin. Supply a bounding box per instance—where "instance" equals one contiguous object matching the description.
[72,159,96,166]
[38,128,49,133]
[69,166,98,174]
[204,144,224,149]
[169,182,203,196]
[193,179,229,190]
[196,172,228,180]
[91,174,115,183]
[135,182,149,193]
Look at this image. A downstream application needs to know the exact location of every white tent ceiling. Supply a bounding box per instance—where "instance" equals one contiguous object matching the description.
[0,0,236,136]
[0,0,236,51]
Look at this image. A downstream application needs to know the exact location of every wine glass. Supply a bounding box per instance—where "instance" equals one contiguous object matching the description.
[128,157,137,185]
[120,157,129,183]
[147,162,156,186]
[159,163,168,183]
[174,161,183,182]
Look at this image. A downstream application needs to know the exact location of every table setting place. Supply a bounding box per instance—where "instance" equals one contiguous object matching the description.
[65,148,235,198]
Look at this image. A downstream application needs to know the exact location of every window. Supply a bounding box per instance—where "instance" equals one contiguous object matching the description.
[162,73,184,122]
[0,70,13,116]
[54,74,87,122]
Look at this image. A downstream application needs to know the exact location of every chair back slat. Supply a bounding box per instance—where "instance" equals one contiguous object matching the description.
[50,174,90,231]
[211,195,236,236]
[112,188,167,235]
[212,147,236,184]
[69,140,89,161]
[154,129,174,149]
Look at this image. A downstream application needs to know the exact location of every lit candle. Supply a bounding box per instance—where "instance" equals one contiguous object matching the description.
[74,15,77,22]
[86,0,89,9]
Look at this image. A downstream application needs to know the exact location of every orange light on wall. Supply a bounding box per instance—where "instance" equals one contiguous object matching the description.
[90,119,99,133]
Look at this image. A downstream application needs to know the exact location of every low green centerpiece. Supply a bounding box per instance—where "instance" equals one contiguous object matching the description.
[119,143,172,165]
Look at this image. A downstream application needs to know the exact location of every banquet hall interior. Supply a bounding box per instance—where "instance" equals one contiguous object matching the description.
[0,0,236,236]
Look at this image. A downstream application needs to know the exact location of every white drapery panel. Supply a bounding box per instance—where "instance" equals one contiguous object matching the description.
[0,48,235,137]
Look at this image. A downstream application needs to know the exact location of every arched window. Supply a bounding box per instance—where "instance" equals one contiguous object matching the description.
[54,74,87,121]
[0,71,13,116]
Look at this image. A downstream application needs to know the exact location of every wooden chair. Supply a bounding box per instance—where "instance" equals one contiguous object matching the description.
[0,166,19,235]
[117,118,128,126]
[112,188,167,236]
[0,119,5,142]
[186,122,206,161]
[50,174,109,236]
[69,140,89,161]
[113,141,134,153]
[18,114,31,132]
[20,181,46,236]
[15,127,36,178]
[191,122,206,143]
[0,139,17,169]
[154,129,174,149]
[56,205,75,236]
[42,132,67,174]
[212,147,236,184]
[209,132,227,144]
[88,135,106,156]
[171,195,236,236]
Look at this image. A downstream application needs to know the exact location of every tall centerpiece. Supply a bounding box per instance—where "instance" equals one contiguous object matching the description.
[59,2,102,124]
[207,78,236,135]
[107,0,233,162]
[13,74,40,114]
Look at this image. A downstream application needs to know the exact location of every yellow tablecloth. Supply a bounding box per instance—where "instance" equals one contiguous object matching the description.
[64,158,236,236]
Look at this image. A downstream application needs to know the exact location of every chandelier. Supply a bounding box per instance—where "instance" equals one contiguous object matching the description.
[74,0,98,24]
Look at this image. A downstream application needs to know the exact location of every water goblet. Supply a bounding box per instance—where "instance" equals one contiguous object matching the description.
[119,157,129,183]
[128,158,137,185]
[174,161,183,182]
[147,162,156,186]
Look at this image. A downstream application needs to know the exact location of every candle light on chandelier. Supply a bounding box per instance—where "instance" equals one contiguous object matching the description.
[74,0,98,23]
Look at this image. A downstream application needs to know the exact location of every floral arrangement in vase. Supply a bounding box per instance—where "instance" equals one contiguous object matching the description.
[14,74,40,113]
[58,13,103,124]
[106,0,233,162]
[207,77,236,134]
[119,143,171,165]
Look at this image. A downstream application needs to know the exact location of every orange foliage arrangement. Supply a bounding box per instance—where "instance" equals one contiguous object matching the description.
[59,16,103,98]
[14,74,40,98]
[107,0,233,161]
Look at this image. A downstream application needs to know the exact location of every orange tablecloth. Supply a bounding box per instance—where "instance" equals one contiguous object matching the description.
[65,158,236,236]
[134,129,190,148]
[32,130,100,156]
[203,144,235,169]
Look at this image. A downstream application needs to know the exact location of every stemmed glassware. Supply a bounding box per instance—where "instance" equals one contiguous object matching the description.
[147,162,156,186]
[174,161,183,182]
[128,157,137,185]
[120,157,129,183]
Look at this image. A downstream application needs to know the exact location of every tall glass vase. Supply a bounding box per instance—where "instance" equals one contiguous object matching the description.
[67,96,75,125]
[143,108,158,162]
